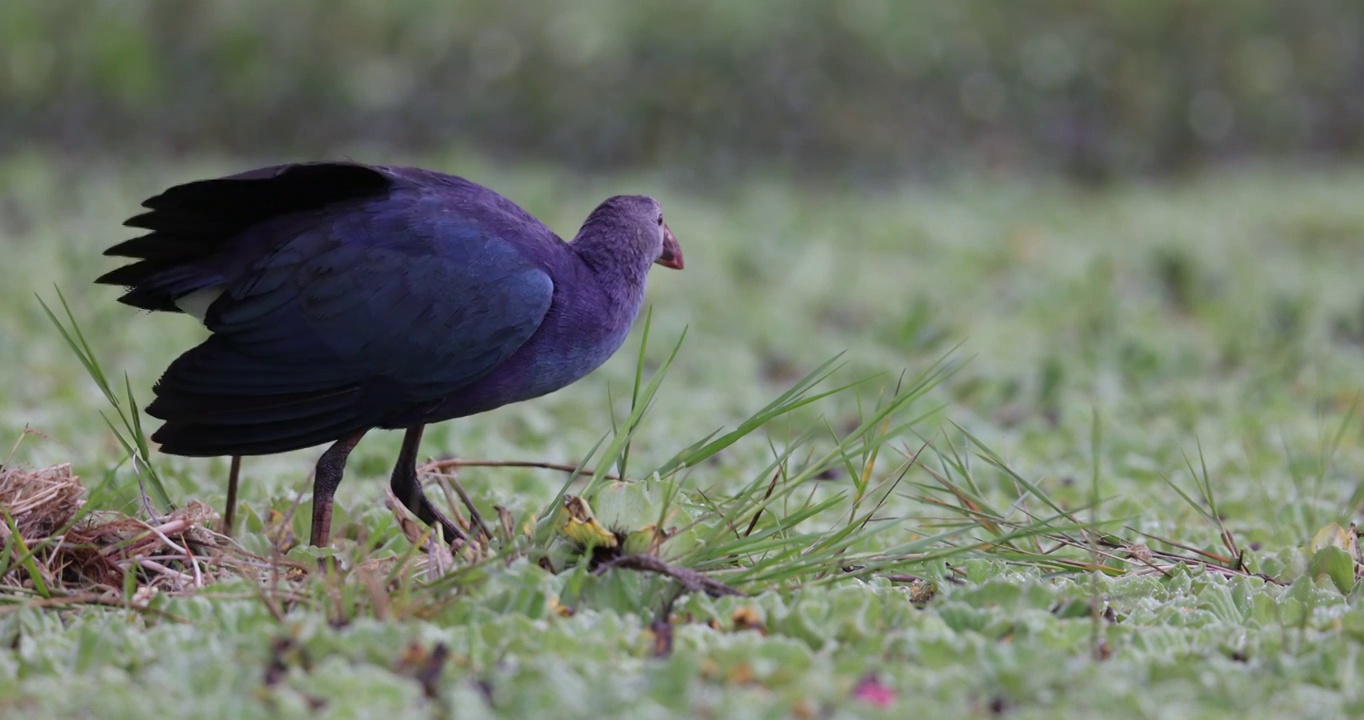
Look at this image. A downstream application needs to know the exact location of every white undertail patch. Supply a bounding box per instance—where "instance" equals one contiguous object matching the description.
[174,286,224,322]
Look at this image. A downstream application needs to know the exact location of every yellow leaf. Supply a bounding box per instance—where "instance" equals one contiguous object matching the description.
[558,495,618,550]
[1309,522,1358,558]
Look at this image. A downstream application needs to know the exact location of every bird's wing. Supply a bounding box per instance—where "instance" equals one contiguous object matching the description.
[147,190,555,456]
[99,162,398,312]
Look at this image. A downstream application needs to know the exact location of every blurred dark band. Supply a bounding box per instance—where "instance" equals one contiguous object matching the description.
[4,0,1361,183]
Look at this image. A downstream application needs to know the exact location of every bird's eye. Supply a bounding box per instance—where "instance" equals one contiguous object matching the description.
[657,216,664,226]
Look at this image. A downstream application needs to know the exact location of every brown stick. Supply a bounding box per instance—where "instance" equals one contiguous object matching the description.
[595,554,745,597]
[421,458,619,481]
[744,471,782,538]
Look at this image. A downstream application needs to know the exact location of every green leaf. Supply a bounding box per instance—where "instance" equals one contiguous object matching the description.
[1308,546,1357,594]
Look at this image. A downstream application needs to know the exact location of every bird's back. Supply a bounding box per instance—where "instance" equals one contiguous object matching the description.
[100,163,566,309]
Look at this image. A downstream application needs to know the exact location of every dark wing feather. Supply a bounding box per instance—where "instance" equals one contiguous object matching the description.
[147,191,556,456]
[97,163,393,312]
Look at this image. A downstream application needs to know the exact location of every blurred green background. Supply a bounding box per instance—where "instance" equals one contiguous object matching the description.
[5,0,1362,182]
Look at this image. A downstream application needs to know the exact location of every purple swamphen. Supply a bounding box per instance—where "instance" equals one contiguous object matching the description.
[96,162,683,547]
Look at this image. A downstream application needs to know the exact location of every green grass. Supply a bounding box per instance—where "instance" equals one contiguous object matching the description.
[4,153,1364,718]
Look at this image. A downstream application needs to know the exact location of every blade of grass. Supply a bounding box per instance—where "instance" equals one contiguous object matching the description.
[37,288,173,511]
[617,307,657,480]
[1,509,51,598]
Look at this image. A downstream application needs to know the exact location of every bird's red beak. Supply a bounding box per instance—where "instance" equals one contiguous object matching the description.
[656,224,684,269]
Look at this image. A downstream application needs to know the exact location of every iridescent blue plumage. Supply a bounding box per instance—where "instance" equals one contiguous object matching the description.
[97,162,683,545]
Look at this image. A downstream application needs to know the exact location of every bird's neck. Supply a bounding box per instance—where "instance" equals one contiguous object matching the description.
[571,225,652,311]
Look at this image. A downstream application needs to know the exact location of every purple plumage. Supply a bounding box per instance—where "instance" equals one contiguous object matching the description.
[97,162,683,546]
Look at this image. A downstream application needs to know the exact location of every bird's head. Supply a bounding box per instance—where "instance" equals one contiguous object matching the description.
[577,195,684,272]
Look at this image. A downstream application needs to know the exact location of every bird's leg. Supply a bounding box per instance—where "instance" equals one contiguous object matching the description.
[391,425,468,544]
[310,431,367,547]
[222,455,242,538]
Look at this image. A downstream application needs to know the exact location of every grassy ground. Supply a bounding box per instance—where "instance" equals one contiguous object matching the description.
[3,153,1364,718]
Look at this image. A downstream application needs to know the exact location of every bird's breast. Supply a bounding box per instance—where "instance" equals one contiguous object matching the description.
[412,280,643,425]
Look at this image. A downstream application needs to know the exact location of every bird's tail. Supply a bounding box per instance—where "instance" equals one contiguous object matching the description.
[145,339,373,456]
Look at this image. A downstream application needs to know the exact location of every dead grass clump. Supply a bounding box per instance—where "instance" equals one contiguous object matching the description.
[56,500,224,591]
[1,463,244,598]
[0,462,84,543]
